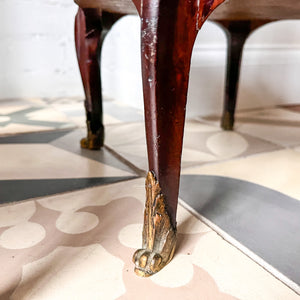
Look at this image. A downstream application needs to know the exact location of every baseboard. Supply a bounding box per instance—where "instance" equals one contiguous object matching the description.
[191,44,300,66]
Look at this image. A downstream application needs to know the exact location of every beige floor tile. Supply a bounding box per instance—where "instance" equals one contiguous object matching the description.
[0,124,52,135]
[0,179,298,299]
[192,231,299,300]
[182,149,300,201]
[26,108,73,123]
[236,108,300,123]
[237,123,300,147]
[105,121,280,171]
[0,144,133,179]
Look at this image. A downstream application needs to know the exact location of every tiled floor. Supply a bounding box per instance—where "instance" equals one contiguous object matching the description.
[0,97,300,299]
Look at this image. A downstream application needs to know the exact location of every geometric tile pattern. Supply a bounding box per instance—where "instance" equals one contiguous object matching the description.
[0,180,298,300]
[105,120,281,171]
[1,98,300,298]
[0,128,137,204]
[0,177,137,204]
[179,174,300,292]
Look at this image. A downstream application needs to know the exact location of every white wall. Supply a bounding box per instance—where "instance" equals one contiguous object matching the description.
[1,1,300,117]
[0,0,80,98]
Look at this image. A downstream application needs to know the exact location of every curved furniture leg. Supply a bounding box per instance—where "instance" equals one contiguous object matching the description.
[75,8,121,149]
[219,20,269,130]
[132,0,223,277]
[219,21,252,130]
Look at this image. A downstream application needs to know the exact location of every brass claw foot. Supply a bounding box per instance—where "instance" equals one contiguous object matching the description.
[80,122,104,150]
[133,172,177,277]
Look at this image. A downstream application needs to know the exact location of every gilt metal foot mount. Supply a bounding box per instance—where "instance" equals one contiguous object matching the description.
[133,171,177,277]
[80,121,104,150]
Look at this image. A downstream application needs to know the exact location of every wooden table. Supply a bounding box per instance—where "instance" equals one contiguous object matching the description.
[73,0,300,277]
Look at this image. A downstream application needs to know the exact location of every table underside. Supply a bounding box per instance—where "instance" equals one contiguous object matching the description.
[74,0,300,20]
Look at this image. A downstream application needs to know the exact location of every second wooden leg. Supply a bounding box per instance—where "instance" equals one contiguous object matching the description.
[75,8,104,150]
[219,20,268,130]
[75,9,122,149]
[219,21,252,130]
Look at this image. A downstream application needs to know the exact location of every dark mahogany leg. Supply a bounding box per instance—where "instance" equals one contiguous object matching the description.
[75,9,121,149]
[218,20,269,130]
[219,21,252,130]
[132,0,224,277]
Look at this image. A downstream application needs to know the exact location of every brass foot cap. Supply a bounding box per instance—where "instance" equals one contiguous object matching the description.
[80,135,103,150]
[221,112,234,131]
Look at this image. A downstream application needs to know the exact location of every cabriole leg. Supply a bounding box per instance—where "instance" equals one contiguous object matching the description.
[75,9,121,149]
[133,0,204,277]
[219,20,267,130]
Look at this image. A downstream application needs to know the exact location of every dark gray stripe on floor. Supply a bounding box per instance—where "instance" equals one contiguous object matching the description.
[0,129,138,175]
[0,129,73,143]
[179,175,300,288]
[0,177,137,204]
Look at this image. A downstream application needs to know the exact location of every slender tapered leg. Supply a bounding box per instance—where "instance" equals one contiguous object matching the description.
[219,21,252,130]
[75,9,122,149]
[219,20,269,130]
[132,0,225,277]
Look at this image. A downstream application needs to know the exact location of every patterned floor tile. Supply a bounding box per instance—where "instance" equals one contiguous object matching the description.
[180,149,300,292]
[0,98,46,115]
[1,98,299,298]
[45,97,143,127]
[0,128,138,204]
[237,123,300,147]
[179,174,300,292]
[0,98,77,135]
[201,107,300,147]
[105,121,281,171]
[0,97,144,136]
[182,149,300,201]
[236,107,300,123]
[0,144,133,180]
[0,179,298,300]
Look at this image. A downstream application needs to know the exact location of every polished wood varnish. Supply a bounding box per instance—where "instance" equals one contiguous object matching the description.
[74,0,299,275]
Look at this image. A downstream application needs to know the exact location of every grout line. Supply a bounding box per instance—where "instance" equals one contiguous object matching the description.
[104,144,147,178]
[178,199,300,295]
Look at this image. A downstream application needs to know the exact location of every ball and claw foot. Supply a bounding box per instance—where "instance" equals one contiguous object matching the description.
[132,171,177,277]
[133,244,176,277]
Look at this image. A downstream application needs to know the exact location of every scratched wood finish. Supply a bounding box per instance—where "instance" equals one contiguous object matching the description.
[75,0,224,224]
[138,0,225,228]
[131,0,225,276]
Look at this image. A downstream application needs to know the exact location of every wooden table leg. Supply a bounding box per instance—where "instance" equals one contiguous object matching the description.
[132,0,225,277]
[75,8,121,150]
[219,20,271,130]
